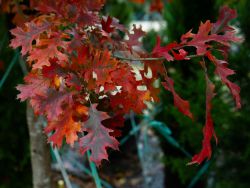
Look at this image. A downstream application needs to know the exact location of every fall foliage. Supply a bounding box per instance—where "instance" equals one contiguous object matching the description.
[8,0,241,166]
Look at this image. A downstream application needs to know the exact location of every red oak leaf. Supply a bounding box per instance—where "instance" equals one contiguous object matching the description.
[162,76,193,119]
[181,21,213,55]
[140,69,160,102]
[207,52,241,109]
[110,90,150,114]
[65,73,82,91]
[79,104,119,166]
[45,107,82,147]
[83,50,118,87]
[30,88,74,121]
[30,0,105,15]
[101,16,115,34]
[10,21,51,55]
[109,64,139,93]
[172,49,189,61]
[152,36,179,61]
[181,19,241,55]
[126,24,146,48]
[212,6,237,33]
[75,11,100,27]
[16,73,50,101]
[28,35,69,69]
[70,45,89,68]
[189,73,217,165]
[102,114,125,137]
[42,61,66,79]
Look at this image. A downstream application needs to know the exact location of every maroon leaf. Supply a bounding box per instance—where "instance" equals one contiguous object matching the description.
[79,104,119,166]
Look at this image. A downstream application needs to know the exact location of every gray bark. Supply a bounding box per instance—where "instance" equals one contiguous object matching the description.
[26,104,52,188]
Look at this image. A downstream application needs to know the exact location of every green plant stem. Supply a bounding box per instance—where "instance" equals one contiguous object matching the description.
[0,51,18,91]
[87,150,102,188]
[52,147,73,188]
[187,161,211,188]
[72,160,112,188]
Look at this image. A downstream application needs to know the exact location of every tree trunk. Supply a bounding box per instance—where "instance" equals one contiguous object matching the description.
[27,104,52,188]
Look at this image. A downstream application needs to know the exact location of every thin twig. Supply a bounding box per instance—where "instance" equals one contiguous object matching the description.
[113,54,200,61]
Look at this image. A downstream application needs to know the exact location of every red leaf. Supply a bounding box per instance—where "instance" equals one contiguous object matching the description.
[81,50,119,89]
[140,69,160,102]
[45,107,82,147]
[207,52,241,109]
[181,17,241,55]
[181,21,213,55]
[28,35,69,69]
[10,21,51,55]
[152,36,179,61]
[102,114,125,137]
[79,104,119,166]
[212,6,237,33]
[30,88,74,121]
[110,90,150,114]
[162,76,193,119]
[42,61,66,79]
[101,16,115,34]
[126,24,146,48]
[189,73,217,165]
[16,73,50,101]
[172,49,189,61]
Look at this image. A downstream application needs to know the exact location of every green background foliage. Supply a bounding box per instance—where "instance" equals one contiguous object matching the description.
[0,15,32,188]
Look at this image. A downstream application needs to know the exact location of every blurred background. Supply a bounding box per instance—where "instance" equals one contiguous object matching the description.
[0,0,250,188]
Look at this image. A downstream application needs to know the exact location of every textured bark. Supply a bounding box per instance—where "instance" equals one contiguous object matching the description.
[26,104,52,188]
